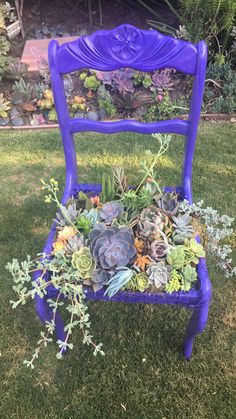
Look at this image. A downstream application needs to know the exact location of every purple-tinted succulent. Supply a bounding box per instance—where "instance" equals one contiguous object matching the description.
[150,240,169,262]
[95,68,134,95]
[95,71,113,85]
[91,226,137,269]
[88,222,107,242]
[99,201,123,224]
[84,269,112,292]
[151,68,175,92]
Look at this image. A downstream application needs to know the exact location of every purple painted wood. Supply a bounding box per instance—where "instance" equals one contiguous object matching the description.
[57,25,198,74]
[69,118,189,135]
[34,24,211,359]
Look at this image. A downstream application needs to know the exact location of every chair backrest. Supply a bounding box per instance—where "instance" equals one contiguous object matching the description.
[48,24,207,204]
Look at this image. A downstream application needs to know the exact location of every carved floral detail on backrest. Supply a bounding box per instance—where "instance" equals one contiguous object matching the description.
[57,24,198,75]
[110,25,143,61]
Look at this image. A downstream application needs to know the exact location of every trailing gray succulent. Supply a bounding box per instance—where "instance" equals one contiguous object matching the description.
[64,235,85,258]
[90,225,137,270]
[99,201,123,224]
[56,203,78,227]
[84,269,112,292]
[172,213,194,244]
[150,240,169,262]
[147,262,171,289]
[155,191,179,216]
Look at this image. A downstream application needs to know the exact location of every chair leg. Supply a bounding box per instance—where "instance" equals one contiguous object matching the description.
[183,299,210,360]
[35,295,67,345]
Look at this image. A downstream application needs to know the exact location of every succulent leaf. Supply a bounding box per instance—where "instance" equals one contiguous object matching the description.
[71,247,96,279]
[104,267,133,298]
[99,201,123,224]
[90,226,137,270]
[147,262,171,289]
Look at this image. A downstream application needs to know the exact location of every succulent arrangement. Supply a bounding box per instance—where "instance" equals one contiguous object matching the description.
[6,133,235,367]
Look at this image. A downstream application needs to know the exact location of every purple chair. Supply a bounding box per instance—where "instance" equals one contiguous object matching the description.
[35,24,211,359]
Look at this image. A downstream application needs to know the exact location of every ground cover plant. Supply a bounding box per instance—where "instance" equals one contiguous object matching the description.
[0,122,235,418]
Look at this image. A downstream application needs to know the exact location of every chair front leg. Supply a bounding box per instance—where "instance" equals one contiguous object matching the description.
[183,298,210,359]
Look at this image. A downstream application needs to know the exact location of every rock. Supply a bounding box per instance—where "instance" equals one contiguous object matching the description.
[86,111,99,121]
[34,27,42,35]
[35,33,43,39]
[74,112,85,119]
[21,102,37,112]
[79,28,87,36]
[98,108,107,120]
[41,24,49,36]
[11,117,24,126]
[11,94,25,105]
[30,113,45,126]
[55,25,65,36]
[9,109,19,118]
[0,117,10,126]
[42,110,50,121]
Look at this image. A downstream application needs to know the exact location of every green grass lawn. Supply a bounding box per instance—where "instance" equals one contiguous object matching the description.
[0,123,235,419]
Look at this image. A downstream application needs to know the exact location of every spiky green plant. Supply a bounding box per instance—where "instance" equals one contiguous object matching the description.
[100,173,116,203]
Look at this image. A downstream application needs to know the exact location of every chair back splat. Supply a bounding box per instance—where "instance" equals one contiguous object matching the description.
[48,24,207,205]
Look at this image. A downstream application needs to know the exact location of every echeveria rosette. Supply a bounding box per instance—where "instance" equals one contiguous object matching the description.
[166,247,186,269]
[99,201,123,224]
[64,235,85,258]
[150,240,169,262]
[181,265,198,291]
[56,203,78,227]
[172,213,194,244]
[125,272,149,292]
[91,225,137,270]
[84,269,112,292]
[138,206,172,241]
[147,262,171,289]
[187,238,206,261]
[71,247,96,279]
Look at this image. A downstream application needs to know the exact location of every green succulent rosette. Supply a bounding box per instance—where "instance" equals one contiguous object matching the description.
[166,247,185,269]
[126,272,149,292]
[71,247,96,279]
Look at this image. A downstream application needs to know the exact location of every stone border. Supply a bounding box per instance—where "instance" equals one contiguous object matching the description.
[0,114,236,131]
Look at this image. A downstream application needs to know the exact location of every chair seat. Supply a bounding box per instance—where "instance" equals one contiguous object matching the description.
[43,183,210,310]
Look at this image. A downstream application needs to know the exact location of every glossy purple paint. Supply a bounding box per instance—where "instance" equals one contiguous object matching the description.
[34,24,211,359]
